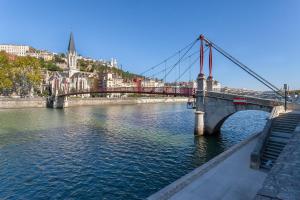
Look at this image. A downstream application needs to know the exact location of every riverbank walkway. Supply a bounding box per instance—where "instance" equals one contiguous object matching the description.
[255,118,300,199]
[148,134,267,200]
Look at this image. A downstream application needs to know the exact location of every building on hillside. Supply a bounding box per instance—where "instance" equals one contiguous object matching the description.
[175,81,197,89]
[98,71,142,98]
[97,58,119,68]
[99,71,124,98]
[0,44,54,61]
[210,80,221,91]
[0,44,30,56]
[142,78,164,87]
[109,58,118,68]
[27,51,55,61]
[47,33,98,97]
[77,55,96,62]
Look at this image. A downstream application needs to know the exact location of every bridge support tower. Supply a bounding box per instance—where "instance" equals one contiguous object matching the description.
[194,74,206,135]
[47,95,69,109]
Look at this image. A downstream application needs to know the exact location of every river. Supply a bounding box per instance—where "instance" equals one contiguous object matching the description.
[0,103,268,200]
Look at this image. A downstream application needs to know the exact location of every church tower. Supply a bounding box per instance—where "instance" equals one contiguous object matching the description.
[67,32,78,76]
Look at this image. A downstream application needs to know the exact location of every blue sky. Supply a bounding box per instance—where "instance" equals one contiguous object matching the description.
[0,0,299,90]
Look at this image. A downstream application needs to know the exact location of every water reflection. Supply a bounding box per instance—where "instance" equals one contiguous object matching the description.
[0,104,268,200]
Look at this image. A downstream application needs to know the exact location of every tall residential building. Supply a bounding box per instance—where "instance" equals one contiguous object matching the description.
[0,44,29,56]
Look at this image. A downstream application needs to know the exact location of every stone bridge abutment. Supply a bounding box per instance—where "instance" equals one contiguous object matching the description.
[46,95,68,109]
[194,75,278,135]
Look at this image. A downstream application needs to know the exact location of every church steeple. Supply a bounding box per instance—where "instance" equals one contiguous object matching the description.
[67,32,78,76]
[68,32,76,54]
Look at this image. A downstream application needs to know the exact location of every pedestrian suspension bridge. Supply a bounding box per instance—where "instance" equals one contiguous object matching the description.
[48,34,300,171]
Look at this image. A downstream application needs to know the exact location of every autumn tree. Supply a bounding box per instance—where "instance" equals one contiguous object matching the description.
[11,56,43,96]
[0,52,13,94]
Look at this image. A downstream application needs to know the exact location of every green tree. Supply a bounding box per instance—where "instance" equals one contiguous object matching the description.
[0,52,13,94]
[54,54,65,63]
[39,59,62,71]
[12,56,42,96]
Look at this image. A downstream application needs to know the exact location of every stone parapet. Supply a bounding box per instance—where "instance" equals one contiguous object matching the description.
[250,105,285,169]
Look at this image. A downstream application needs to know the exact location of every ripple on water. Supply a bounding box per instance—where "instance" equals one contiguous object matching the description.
[0,104,268,200]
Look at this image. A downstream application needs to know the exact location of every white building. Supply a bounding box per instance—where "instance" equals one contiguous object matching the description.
[99,71,124,98]
[26,51,54,61]
[210,80,221,92]
[142,78,164,87]
[0,44,29,56]
[110,58,118,68]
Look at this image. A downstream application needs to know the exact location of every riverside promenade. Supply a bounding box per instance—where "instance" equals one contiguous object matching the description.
[148,117,300,200]
[255,117,300,199]
[148,133,267,200]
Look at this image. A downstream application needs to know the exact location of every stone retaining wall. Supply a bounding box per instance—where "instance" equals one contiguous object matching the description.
[68,97,188,107]
[0,98,46,109]
[0,97,188,109]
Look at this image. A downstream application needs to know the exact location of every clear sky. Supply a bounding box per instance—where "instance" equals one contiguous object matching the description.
[0,0,299,90]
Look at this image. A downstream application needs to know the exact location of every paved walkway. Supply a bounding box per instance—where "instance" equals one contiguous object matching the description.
[148,135,267,200]
[255,122,300,199]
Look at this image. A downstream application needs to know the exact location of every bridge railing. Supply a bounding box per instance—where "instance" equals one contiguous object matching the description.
[219,89,285,102]
[59,87,195,97]
[202,91,282,107]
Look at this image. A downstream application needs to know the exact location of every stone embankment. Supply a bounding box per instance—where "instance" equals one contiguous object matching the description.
[0,98,46,109]
[0,97,188,109]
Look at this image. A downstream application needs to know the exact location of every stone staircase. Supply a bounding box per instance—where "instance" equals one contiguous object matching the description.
[260,112,300,170]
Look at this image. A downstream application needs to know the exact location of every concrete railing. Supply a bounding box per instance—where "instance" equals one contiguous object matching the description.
[202,91,282,107]
[250,105,285,169]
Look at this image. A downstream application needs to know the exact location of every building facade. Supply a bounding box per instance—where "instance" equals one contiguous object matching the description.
[26,51,54,61]
[48,33,97,97]
[0,44,30,56]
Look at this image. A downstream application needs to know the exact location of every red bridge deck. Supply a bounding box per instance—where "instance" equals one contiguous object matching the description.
[58,87,195,97]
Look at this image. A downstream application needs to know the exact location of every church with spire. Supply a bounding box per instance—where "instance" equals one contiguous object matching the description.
[47,32,97,96]
[67,32,79,76]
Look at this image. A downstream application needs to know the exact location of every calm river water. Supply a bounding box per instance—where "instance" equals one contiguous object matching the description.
[0,103,268,200]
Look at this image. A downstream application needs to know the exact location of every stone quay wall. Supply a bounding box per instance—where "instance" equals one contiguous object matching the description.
[0,97,188,109]
[0,98,46,109]
[68,97,188,107]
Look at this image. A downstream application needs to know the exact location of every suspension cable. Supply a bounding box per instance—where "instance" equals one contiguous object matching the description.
[188,55,192,81]
[140,40,198,76]
[162,39,199,81]
[174,56,199,83]
[202,36,283,97]
[173,46,208,82]
[148,50,199,79]
[178,50,181,82]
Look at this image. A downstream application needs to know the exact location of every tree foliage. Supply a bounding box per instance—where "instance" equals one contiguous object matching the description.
[77,58,142,80]
[0,51,43,96]
[54,54,66,63]
[0,52,13,93]
[39,58,62,71]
